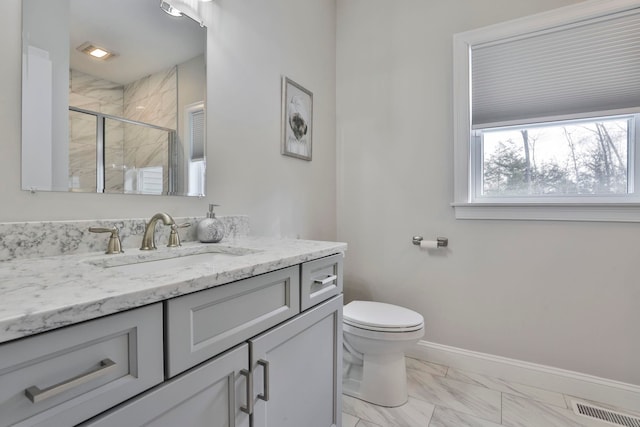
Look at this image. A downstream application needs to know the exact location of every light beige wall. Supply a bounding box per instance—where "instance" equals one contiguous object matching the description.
[337,0,640,385]
[1,0,337,242]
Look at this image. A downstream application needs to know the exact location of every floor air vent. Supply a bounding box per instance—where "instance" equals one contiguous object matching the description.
[571,400,640,427]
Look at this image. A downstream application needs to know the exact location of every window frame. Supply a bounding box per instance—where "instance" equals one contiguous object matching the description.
[452,0,640,222]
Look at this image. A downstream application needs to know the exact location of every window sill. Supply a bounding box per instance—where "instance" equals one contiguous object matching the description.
[452,202,640,222]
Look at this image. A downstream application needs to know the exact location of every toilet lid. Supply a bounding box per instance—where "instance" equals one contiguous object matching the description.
[343,301,424,332]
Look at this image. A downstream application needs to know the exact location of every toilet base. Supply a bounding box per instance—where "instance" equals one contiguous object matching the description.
[343,352,408,407]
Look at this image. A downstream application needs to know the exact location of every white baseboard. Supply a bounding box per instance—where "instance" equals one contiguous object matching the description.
[406,340,640,412]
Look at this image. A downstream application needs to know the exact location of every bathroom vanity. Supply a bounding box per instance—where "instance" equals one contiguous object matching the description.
[0,233,346,427]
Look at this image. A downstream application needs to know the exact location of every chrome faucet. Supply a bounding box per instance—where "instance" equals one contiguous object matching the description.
[140,212,175,250]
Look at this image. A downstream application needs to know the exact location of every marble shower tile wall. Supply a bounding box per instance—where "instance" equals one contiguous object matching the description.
[121,124,169,194]
[69,69,124,108]
[68,69,125,192]
[122,66,177,193]
[104,122,126,192]
[0,216,250,262]
[68,110,98,191]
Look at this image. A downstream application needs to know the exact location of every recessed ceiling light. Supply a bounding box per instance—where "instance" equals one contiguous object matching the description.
[160,0,183,17]
[77,42,116,61]
[88,48,109,58]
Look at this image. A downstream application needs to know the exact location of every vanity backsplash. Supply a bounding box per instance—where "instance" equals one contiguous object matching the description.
[0,215,250,262]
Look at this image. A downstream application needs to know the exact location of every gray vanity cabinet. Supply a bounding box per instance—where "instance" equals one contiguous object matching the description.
[79,344,250,427]
[250,295,343,427]
[84,295,343,427]
[0,253,344,427]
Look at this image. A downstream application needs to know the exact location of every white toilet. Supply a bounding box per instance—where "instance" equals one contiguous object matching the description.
[342,300,425,407]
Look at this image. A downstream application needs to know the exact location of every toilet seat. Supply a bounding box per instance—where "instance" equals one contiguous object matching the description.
[343,301,424,333]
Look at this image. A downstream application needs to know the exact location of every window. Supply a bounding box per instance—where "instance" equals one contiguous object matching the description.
[184,102,206,197]
[476,115,634,199]
[453,0,640,221]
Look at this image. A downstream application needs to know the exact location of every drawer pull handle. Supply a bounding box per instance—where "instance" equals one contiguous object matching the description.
[314,275,337,286]
[239,369,253,415]
[25,358,116,404]
[257,359,269,401]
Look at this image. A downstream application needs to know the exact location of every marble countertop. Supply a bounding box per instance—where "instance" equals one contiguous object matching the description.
[0,237,347,345]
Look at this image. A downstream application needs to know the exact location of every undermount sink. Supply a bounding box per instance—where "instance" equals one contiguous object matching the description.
[87,244,260,275]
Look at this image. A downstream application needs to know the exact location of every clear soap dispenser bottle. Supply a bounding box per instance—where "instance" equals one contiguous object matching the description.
[197,204,225,243]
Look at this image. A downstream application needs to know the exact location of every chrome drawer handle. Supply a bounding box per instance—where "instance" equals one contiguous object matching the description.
[313,275,337,286]
[25,358,116,404]
[239,369,253,415]
[257,359,269,402]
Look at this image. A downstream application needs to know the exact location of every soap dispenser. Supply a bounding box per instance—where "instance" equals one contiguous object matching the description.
[197,204,225,243]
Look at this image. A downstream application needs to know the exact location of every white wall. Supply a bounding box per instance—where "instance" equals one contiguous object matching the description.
[206,0,337,240]
[1,0,336,242]
[22,0,69,191]
[337,0,640,385]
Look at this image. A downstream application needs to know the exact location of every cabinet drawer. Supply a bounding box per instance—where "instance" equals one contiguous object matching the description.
[80,344,250,427]
[300,254,343,311]
[0,303,164,427]
[165,266,300,377]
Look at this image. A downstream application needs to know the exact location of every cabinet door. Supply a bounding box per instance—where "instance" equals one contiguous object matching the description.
[80,344,250,427]
[250,295,343,427]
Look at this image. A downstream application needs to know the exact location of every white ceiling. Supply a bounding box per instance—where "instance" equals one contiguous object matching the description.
[69,0,206,85]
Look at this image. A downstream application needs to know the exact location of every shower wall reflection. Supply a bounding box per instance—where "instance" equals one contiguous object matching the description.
[68,66,179,194]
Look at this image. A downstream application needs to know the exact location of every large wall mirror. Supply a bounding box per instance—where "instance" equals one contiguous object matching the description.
[21,0,207,196]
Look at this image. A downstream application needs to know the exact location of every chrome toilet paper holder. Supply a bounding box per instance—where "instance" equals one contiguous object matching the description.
[412,236,448,248]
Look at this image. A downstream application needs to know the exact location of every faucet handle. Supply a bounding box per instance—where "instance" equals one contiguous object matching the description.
[167,223,191,247]
[89,227,124,254]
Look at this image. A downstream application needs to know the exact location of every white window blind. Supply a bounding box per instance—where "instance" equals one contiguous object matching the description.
[190,108,205,161]
[471,8,640,127]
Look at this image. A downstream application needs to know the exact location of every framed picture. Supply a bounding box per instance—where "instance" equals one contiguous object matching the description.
[281,76,313,161]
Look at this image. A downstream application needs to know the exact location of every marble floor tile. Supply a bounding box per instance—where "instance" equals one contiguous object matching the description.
[343,394,435,427]
[428,406,503,427]
[446,367,567,408]
[343,412,360,427]
[356,420,382,427]
[502,394,610,427]
[406,357,449,377]
[407,370,502,423]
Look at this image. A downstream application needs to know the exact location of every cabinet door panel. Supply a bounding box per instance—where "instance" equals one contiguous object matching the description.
[81,344,250,427]
[250,296,343,427]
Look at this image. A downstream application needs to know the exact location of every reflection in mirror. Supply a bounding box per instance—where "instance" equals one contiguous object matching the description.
[22,0,207,196]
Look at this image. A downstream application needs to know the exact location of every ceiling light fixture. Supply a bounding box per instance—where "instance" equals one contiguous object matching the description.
[88,48,109,58]
[77,42,116,61]
[160,0,183,17]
